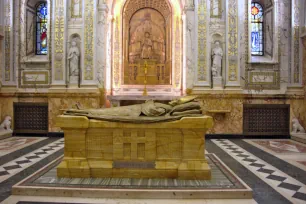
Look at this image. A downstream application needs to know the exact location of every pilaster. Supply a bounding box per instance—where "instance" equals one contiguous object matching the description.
[184,1,196,94]
[96,3,109,88]
[51,0,67,87]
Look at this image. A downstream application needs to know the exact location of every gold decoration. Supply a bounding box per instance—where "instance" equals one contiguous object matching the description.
[249,72,278,85]
[210,0,222,18]
[84,0,94,80]
[54,0,65,81]
[71,0,82,18]
[198,0,207,81]
[4,0,11,81]
[123,0,172,21]
[113,19,120,86]
[175,16,181,87]
[142,61,148,96]
[123,3,172,85]
[22,71,49,85]
[227,0,238,81]
[293,1,300,83]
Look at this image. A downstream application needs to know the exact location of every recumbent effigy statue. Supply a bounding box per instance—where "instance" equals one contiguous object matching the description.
[57,96,213,180]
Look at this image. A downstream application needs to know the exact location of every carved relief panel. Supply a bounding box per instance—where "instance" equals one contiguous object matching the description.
[123,6,172,85]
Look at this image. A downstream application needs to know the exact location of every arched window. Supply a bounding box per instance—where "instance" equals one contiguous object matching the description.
[251,2,264,56]
[36,2,48,55]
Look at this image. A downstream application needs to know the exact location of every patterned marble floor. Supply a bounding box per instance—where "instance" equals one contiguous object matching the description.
[0,136,305,204]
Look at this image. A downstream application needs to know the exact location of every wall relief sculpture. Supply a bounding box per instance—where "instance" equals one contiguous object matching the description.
[128,10,165,64]
[123,8,171,85]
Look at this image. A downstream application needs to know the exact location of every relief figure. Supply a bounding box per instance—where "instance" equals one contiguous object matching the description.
[141,32,153,59]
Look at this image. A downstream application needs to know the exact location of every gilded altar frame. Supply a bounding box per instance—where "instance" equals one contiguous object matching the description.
[122,3,172,85]
[109,0,183,95]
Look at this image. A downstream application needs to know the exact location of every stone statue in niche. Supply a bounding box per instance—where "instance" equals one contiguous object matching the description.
[141,32,153,59]
[68,39,80,87]
[292,118,305,133]
[211,41,223,78]
[211,41,223,88]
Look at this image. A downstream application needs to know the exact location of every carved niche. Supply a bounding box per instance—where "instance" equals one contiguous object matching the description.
[123,0,172,85]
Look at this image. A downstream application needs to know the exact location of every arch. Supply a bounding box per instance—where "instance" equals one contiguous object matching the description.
[107,0,184,93]
[123,0,172,21]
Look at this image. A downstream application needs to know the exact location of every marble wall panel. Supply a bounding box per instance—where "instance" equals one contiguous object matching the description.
[198,96,306,134]
[0,94,305,134]
[200,97,244,134]
[48,95,100,132]
[0,97,17,125]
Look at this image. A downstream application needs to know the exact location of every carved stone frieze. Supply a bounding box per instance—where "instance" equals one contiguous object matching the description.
[227,0,238,82]
[84,0,94,80]
[54,0,65,81]
[4,0,11,82]
[197,0,208,82]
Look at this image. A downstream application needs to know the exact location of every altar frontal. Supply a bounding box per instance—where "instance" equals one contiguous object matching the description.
[56,96,213,180]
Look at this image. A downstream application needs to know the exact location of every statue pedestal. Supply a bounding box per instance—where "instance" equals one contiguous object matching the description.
[69,76,79,88]
[213,76,223,89]
[0,129,13,140]
[291,132,306,144]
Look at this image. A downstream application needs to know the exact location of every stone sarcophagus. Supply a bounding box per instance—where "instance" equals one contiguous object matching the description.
[56,115,213,180]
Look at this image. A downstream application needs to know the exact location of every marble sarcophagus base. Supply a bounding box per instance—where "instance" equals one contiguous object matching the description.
[56,115,213,180]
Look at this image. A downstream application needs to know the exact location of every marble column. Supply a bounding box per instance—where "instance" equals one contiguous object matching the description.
[96,3,109,89]
[1,0,15,86]
[184,1,196,94]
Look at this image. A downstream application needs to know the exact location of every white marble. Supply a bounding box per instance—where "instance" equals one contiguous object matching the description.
[1,196,258,204]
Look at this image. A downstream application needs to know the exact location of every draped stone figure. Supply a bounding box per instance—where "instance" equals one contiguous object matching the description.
[141,32,153,59]
[211,41,223,78]
[68,40,80,86]
[63,96,203,123]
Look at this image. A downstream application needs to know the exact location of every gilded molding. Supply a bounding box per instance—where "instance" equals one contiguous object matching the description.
[249,72,278,85]
[113,20,120,86]
[84,0,94,80]
[22,71,49,85]
[244,0,249,86]
[71,0,82,18]
[227,0,238,82]
[293,1,300,84]
[197,0,208,82]
[210,0,222,18]
[175,17,181,87]
[4,0,11,81]
[54,0,65,81]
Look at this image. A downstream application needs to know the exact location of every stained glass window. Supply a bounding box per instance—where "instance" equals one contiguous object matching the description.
[251,2,263,56]
[36,2,48,55]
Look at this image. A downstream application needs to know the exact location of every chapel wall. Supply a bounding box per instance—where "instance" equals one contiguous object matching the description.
[198,96,306,134]
[0,0,305,135]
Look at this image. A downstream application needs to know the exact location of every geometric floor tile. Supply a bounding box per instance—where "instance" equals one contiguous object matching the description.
[245,139,306,172]
[213,139,306,204]
[0,138,64,183]
[0,137,47,157]
[245,139,306,154]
